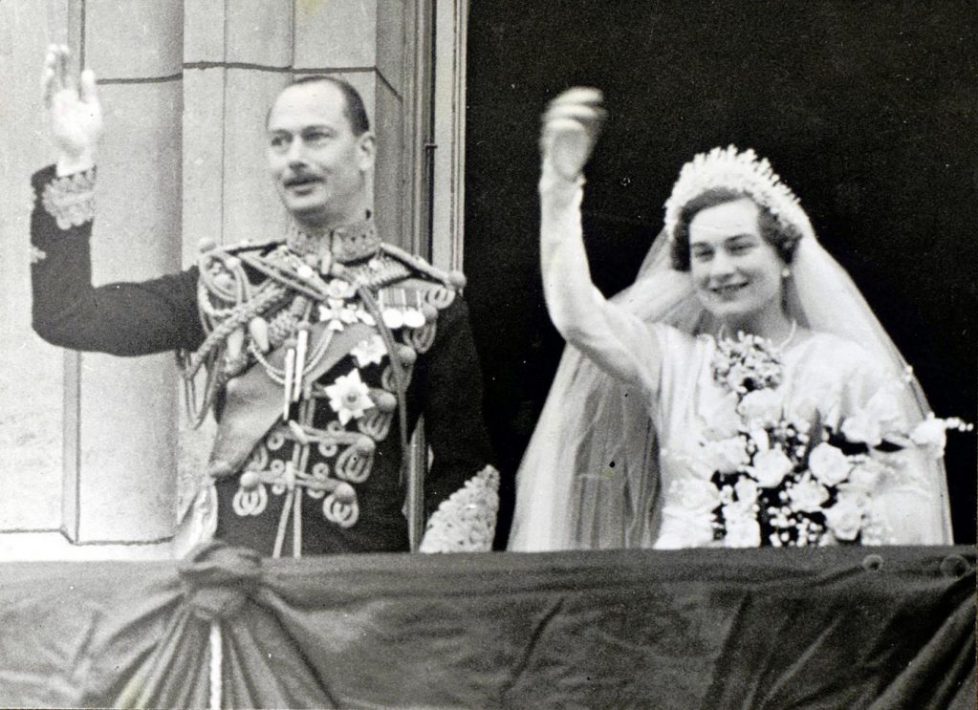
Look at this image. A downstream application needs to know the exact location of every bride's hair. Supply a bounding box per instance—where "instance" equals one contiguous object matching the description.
[670,188,803,271]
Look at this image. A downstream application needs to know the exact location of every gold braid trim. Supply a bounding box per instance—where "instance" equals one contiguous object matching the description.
[379,243,468,292]
[419,466,500,553]
[41,168,97,230]
[183,281,290,379]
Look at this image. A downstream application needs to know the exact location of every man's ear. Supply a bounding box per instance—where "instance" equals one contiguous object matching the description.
[356,132,376,172]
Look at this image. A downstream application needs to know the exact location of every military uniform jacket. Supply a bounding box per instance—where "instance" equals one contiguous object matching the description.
[30,165,498,556]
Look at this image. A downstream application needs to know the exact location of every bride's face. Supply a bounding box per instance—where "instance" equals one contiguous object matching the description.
[688,197,785,324]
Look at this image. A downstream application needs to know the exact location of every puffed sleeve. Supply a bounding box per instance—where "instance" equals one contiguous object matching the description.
[415,295,500,552]
[30,165,204,355]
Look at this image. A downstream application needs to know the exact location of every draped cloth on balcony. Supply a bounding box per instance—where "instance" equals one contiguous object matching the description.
[0,543,973,709]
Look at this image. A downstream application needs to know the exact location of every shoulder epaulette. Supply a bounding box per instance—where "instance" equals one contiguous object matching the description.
[379,243,467,292]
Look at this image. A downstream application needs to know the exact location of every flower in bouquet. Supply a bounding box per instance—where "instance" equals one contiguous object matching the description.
[734,476,759,504]
[749,447,793,488]
[703,436,750,474]
[722,506,762,547]
[907,413,972,459]
[672,477,723,515]
[823,491,867,542]
[698,333,971,548]
[910,416,947,456]
[839,389,903,447]
[739,388,783,427]
[808,442,850,486]
[787,474,830,514]
[711,332,784,394]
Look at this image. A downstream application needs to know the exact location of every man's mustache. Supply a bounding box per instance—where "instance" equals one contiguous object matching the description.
[282,170,323,187]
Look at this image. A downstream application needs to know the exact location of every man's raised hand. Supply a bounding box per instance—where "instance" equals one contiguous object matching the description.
[540,87,606,184]
[42,45,102,175]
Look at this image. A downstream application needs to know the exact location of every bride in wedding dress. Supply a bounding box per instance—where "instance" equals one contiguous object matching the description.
[508,88,955,551]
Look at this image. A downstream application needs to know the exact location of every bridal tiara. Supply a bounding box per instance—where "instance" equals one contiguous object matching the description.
[663,145,814,241]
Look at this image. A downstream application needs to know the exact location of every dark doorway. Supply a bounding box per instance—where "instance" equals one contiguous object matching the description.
[464,1,977,545]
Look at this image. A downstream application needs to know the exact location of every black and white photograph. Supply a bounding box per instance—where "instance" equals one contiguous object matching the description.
[0,1,974,707]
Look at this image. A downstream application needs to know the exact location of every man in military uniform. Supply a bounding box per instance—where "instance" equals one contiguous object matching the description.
[32,45,498,557]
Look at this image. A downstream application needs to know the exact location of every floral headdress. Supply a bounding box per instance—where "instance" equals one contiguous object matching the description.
[663,146,814,243]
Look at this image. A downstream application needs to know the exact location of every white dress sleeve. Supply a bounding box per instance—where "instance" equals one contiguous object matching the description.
[539,180,662,395]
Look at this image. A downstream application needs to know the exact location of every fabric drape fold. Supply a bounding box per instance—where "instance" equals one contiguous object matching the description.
[0,546,971,708]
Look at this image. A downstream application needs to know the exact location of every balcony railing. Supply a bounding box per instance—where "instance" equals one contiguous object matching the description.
[1,544,973,708]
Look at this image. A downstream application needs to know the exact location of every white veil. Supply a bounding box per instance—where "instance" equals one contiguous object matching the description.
[508,148,953,550]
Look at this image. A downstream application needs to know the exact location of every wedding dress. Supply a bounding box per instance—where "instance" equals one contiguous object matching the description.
[508,145,953,551]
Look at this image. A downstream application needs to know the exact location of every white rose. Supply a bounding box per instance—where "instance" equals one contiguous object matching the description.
[808,443,851,487]
[703,437,749,474]
[749,448,794,488]
[840,413,883,448]
[842,391,904,447]
[739,389,783,426]
[823,494,865,542]
[672,478,723,515]
[749,428,770,453]
[734,477,759,506]
[723,509,761,548]
[788,475,830,513]
[910,417,947,458]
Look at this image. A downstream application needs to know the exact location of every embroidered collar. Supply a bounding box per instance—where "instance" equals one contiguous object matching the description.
[286,214,381,264]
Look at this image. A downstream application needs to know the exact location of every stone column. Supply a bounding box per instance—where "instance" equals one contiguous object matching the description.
[0,1,71,553]
[63,0,183,548]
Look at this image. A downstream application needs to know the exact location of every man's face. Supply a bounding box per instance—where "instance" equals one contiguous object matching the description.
[266,82,375,228]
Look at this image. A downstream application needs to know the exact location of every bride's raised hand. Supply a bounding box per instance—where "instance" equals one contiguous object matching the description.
[539,87,606,186]
[42,44,103,174]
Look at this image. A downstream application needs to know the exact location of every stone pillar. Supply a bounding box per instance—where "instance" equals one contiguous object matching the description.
[0,1,71,551]
[63,0,183,547]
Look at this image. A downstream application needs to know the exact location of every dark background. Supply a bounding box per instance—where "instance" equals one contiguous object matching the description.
[463,0,977,545]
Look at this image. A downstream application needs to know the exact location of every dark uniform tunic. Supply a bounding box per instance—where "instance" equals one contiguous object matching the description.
[30,165,495,556]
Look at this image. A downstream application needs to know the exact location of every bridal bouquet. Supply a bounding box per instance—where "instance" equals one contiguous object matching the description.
[697,333,969,547]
